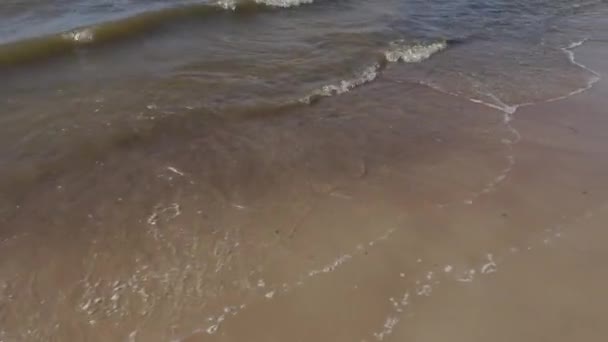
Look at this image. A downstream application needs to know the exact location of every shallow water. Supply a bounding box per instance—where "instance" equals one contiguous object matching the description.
[1,1,608,341]
[0,0,604,186]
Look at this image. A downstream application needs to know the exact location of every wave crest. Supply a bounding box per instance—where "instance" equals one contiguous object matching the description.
[1,0,319,65]
[385,40,447,63]
[61,28,95,43]
[299,63,382,104]
[300,40,449,104]
[216,0,314,10]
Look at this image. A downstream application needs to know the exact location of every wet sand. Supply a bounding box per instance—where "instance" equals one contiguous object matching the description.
[381,41,608,342]
[179,41,608,341]
[2,39,608,342]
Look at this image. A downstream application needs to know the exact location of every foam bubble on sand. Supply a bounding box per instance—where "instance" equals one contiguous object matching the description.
[373,316,400,341]
[416,284,432,296]
[182,228,396,339]
[205,305,243,335]
[369,228,396,246]
[166,166,185,176]
[307,254,353,277]
[389,297,399,308]
[401,292,410,306]
[147,203,181,226]
[372,290,410,340]
[457,269,476,282]
[158,166,187,182]
[480,254,497,274]
[368,205,605,342]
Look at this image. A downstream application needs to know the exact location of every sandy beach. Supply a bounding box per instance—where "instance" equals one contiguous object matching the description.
[3,38,607,342]
[2,1,608,341]
[173,39,608,342]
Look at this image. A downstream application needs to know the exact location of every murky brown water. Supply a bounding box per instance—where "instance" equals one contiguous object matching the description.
[2,1,608,341]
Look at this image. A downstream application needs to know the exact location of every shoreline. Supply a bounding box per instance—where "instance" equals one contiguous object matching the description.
[384,40,608,342]
[373,39,608,342]
[2,15,608,342]
[172,40,608,341]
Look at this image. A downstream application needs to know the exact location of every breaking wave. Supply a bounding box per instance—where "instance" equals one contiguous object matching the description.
[300,63,383,104]
[384,40,447,63]
[300,40,449,103]
[217,0,315,10]
[0,0,317,66]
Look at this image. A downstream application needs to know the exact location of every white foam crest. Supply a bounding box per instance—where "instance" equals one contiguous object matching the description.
[384,40,447,63]
[570,0,603,9]
[255,0,314,7]
[299,63,381,103]
[215,0,237,9]
[216,0,314,10]
[299,40,448,104]
[61,28,95,43]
